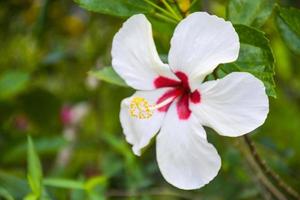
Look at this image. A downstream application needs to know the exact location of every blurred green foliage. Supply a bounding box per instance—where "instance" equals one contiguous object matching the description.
[0,0,300,199]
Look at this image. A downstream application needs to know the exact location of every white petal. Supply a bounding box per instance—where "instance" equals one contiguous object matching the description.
[168,12,240,90]
[191,72,269,137]
[156,102,221,190]
[120,88,172,156]
[112,14,177,90]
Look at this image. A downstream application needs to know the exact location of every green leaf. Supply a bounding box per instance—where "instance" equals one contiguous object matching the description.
[276,6,300,54]
[84,176,107,191]
[3,136,67,163]
[27,136,43,197]
[0,171,30,198]
[70,189,85,200]
[0,187,14,200]
[74,0,154,17]
[0,70,29,100]
[20,88,62,130]
[277,6,300,37]
[218,24,276,97]
[24,193,38,200]
[227,0,275,27]
[43,178,85,190]
[85,176,107,200]
[89,67,128,87]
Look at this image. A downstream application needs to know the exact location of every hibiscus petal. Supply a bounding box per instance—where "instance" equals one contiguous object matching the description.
[191,72,269,137]
[112,14,177,90]
[156,102,221,190]
[120,88,172,156]
[168,12,240,90]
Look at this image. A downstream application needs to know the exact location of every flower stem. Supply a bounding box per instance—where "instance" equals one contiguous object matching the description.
[212,71,299,199]
[143,0,179,21]
[153,12,178,24]
[243,135,300,200]
[172,0,187,18]
[237,138,287,200]
[190,0,199,8]
[161,0,182,20]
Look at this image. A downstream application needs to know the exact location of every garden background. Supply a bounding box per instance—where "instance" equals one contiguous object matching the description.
[0,0,300,199]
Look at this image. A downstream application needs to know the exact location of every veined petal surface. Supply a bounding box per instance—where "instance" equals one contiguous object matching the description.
[191,72,269,137]
[112,14,177,90]
[168,12,240,90]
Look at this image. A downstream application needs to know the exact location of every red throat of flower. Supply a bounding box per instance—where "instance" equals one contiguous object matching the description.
[154,71,201,120]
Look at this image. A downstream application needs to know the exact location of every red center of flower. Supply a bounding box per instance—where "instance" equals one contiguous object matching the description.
[154,71,201,120]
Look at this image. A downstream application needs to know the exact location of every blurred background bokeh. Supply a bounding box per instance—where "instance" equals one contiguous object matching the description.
[0,0,299,199]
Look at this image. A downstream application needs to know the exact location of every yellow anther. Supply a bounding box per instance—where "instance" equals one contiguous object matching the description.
[129,97,154,119]
[129,96,175,120]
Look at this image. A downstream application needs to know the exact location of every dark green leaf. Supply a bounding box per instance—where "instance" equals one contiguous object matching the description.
[19,88,62,130]
[3,136,67,163]
[89,67,128,87]
[277,6,300,37]
[218,25,276,97]
[27,136,43,197]
[74,0,154,17]
[234,25,274,66]
[227,0,275,27]
[276,6,300,54]
[189,0,202,13]
[0,171,29,199]
[0,70,30,100]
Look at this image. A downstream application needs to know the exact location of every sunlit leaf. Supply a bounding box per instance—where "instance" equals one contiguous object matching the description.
[27,136,43,197]
[24,193,38,200]
[74,0,154,17]
[43,178,85,190]
[0,187,14,200]
[84,176,107,191]
[89,68,128,87]
[227,0,275,27]
[218,24,276,97]
[85,176,107,200]
[0,70,29,100]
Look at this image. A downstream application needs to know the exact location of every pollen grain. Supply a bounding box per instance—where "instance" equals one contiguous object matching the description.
[129,97,153,119]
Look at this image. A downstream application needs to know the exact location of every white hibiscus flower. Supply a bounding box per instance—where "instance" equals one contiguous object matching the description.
[111,12,269,190]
